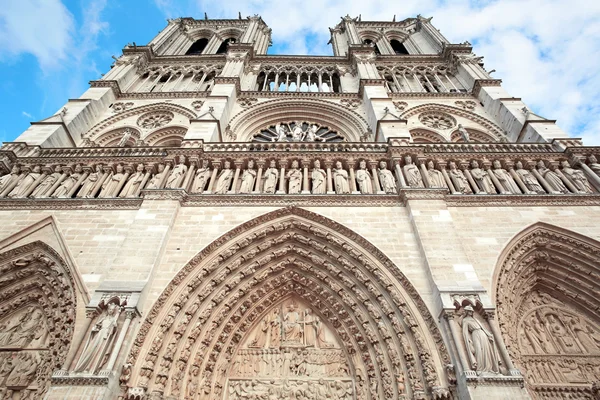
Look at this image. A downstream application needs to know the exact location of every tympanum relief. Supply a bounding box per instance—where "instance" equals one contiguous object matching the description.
[227,298,353,400]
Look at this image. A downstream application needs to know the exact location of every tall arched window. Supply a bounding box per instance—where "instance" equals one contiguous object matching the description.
[390,39,409,55]
[363,39,381,55]
[186,38,209,55]
[216,37,236,54]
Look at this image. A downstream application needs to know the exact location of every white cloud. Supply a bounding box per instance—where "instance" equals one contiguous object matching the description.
[21,111,33,118]
[0,0,75,69]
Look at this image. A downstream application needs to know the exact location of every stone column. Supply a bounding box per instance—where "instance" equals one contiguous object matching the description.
[230,161,243,194]
[530,165,554,194]
[443,311,467,372]
[369,161,383,193]
[553,164,578,193]
[182,159,197,191]
[67,170,89,198]
[62,310,97,372]
[506,162,530,194]
[485,311,520,376]
[301,160,310,194]
[579,162,600,192]
[325,161,334,194]
[461,163,480,194]
[22,169,48,198]
[44,171,69,198]
[440,164,457,194]
[90,169,109,198]
[276,162,286,194]
[103,309,137,373]
[112,169,131,198]
[134,169,152,198]
[393,159,407,188]
[348,164,359,194]
[157,163,172,190]
[253,161,264,193]
[485,163,505,194]
[207,162,220,194]
[418,160,431,188]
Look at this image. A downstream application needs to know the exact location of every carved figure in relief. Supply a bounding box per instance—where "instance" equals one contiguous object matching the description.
[283,303,303,344]
[192,159,211,193]
[119,164,145,197]
[249,316,269,348]
[470,161,495,194]
[286,160,302,194]
[561,160,593,193]
[273,123,288,142]
[546,313,580,354]
[117,129,133,147]
[269,310,282,347]
[292,123,305,141]
[403,156,424,188]
[74,302,120,373]
[568,316,600,353]
[166,156,187,189]
[145,164,165,190]
[356,160,373,194]
[262,160,279,194]
[239,160,257,194]
[491,160,521,194]
[426,161,446,189]
[99,164,125,197]
[31,166,61,198]
[311,160,327,194]
[5,351,38,387]
[52,164,83,198]
[522,314,551,354]
[588,155,600,176]
[0,165,21,193]
[536,160,569,193]
[515,161,545,194]
[333,161,350,194]
[378,161,397,194]
[76,164,103,198]
[0,307,45,348]
[462,306,500,373]
[448,161,472,194]
[215,161,234,194]
[8,165,41,198]
[458,124,470,142]
[305,125,321,142]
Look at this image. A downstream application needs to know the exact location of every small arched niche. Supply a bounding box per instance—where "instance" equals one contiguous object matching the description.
[390,39,409,55]
[186,38,209,55]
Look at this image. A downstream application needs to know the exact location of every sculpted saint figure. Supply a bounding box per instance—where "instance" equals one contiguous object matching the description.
[292,123,305,141]
[536,160,569,193]
[470,161,495,194]
[426,161,446,189]
[561,160,593,193]
[74,302,120,373]
[262,160,279,194]
[77,164,103,198]
[305,125,321,142]
[458,124,470,142]
[239,160,257,194]
[52,164,84,198]
[99,164,125,198]
[378,161,397,194]
[283,303,303,343]
[8,165,41,198]
[356,160,373,194]
[146,164,166,190]
[333,161,350,194]
[0,165,21,194]
[491,160,521,194]
[192,160,211,193]
[249,316,269,348]
[269,310,281,348]
[33,165,62,198]
[119,164,145,197]
[286,160,302,194]
[588,155,600,176]
[117,129,133,147]
[273,123,287,142]
[402,156,424,188]
[462,306,500,373]
[311,160,327,194]
[515,161,545,194]
[215,161,234,194]
[166,156,187,189]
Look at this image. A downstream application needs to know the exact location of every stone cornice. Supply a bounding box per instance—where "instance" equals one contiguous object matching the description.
[239,90,359,99]
[472,79,503,97]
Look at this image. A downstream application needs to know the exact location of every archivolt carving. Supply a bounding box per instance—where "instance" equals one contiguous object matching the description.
[450,128,495,143]
[494,223,600,399]
[401,104,504,141]
[228,99,369,142]
[123,207,451,399]
[0,241,77,398]
[410,129,447,143]
[143,127,187,147]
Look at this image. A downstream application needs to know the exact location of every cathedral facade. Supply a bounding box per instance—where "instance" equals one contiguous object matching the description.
[0,14,598,400]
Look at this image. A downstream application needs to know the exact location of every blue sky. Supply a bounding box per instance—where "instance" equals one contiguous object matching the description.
[1,0,600,144]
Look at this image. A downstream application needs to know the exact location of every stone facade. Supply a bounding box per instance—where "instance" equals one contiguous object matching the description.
[0,14,598,400]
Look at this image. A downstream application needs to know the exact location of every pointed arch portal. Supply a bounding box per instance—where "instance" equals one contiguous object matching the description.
[494,223,600,399]
[125,207,451,399]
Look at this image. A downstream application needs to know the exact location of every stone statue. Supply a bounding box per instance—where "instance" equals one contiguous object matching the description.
[0,307,45,348]
[378,161,397,194]
[118,129,133,147]
[99,164,125,197]
[32,165,62,198]
[74,302,120,373]
[273,123,287,142]
[286,160,302,194]
[426,161,446,189]
[52,164,84,198]
[269,310,281,348]
[119,164,145,197]
[239,160,257,194]
[146,164,166,190]
[402,156,424,188]
[356,160,373,194]
[333,161,350,194]
[0,165,21,194]
[311,160,326,194]
[76,164,103,198]
[470,160,495,194]
[462,306,500,373]
[166,156,187,189]
[587,155,600,176]
[305,125,321,142]
[448,162,472,194]
[262,160,279,194]
[291,123,304,141]
[192,160,211,193]
[458,124,470,142]
[249,316,269,348]
[491,160,521,194]
[515,161,545,194]
[561,161,593,193]
[215,161,234,194]
[283,303,303,344]
[8,165,41,198]
[536,161,569,193]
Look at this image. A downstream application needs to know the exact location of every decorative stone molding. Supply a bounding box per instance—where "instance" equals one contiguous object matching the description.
[137,111,174,130]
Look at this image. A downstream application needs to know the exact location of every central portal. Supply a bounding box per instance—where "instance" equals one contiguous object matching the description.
[226,297,354,399]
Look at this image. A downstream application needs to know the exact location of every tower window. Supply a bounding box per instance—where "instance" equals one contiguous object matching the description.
[216,38,236,54]
[362,39,381,55]
[186,38,209,55]
[390,39,409,55]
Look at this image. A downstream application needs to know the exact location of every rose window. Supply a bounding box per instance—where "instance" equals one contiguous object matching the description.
[137,111,174,129]
[418,112,457,130]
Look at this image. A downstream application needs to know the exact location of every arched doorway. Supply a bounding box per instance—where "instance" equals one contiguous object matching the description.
[494,223,600,399]
[123,207,452,399]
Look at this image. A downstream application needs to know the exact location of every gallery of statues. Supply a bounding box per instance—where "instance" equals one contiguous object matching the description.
[0,13,598,400]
